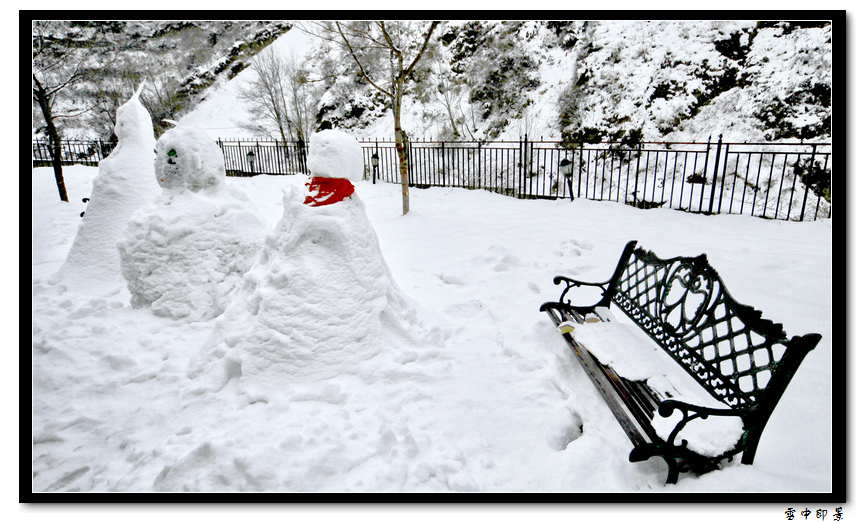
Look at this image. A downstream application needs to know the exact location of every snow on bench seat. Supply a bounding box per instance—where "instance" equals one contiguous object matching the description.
[567,308,745,459]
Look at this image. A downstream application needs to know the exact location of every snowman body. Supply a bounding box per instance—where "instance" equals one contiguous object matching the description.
[117,126,264,321]
[190,130,442,395]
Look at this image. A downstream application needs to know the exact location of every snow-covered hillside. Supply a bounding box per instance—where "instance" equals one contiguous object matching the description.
[300,20,831,143]
[34,20,832,145]
[555,20,832,143]
[180,28,314,140]
[32,21,292,140]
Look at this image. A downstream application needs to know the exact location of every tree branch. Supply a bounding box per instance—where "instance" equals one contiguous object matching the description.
[377,21,400,57]
[335,22,393,100]
[403,21,440,79]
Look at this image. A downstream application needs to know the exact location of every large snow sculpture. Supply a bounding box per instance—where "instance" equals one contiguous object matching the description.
[190,130,444,397]
[116,124,265,321]
[53,82,160,290]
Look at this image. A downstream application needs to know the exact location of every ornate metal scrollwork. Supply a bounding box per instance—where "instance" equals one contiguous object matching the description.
[612,246,793,409]
[658,260,717,335]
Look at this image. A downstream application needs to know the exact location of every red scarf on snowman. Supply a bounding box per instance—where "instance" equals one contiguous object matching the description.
[303,176,355,207]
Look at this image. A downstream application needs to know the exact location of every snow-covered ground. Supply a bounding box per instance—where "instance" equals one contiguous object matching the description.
[33,161,833,497]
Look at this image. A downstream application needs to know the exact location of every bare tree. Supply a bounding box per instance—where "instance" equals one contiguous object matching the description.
[236,46,291,143]
[84,63,157,140]
[432,59,479,141]
[236,45,315,147]
[33,21,133,201]
[140,69,183,136]
[285,50,316,144]
[32,21,107,202]
[307,21,440,215]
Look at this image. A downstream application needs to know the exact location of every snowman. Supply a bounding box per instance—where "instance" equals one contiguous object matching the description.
[302,129,363,205]
[116,123,265,321]
[188,129,444,398]
[53,82,160,291]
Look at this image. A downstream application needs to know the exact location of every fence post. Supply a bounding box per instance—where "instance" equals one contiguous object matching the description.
[525,135,530,197]
[696,136,713,213]
[517,135,523,198]
[476,141,482,189]
[799,143,818,221]
[578,145,584,198]
[707,134,724,214]
[373,141,379,184]
[297,138,307,174]
[521,134,531,198]
[633,141,642,204]
[255,140,261,176]
[718,139,731,214]
[527,135,533,198]
[441,141,446,187]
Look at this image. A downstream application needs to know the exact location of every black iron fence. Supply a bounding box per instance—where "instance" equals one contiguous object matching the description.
[217,138,308,177]
[33,136,831,221]
[359,135,831,221]
[32,139,116,167]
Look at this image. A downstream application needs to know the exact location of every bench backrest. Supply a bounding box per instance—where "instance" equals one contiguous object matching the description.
[606,241,818,412]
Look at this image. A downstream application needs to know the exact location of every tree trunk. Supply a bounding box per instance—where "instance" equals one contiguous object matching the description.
[50,135,68,203]
[33,76,69,202]
[393,81,410,215]
[327,20,438,215]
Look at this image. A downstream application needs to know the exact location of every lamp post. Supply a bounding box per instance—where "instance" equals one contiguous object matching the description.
[559,157,574,201]
[246,150,255,175]
[371,152,379,184]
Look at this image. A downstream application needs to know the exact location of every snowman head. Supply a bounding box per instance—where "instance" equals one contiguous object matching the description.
[307,130,363,182]
[114,82,155,146]
[154,126,225,192]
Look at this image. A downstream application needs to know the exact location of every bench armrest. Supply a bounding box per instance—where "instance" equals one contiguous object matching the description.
[546,241,639,312]
[550,275,613,309]
[552,275,610,288]
[657,399,746,454]
[658,399,741,419]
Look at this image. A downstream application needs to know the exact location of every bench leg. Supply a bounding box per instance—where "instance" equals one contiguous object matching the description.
[663,455,680,484]
[632,444,682,484]
[740,423,765,465]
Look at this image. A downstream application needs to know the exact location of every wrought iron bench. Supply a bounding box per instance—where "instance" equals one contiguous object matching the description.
[540,240,821,484]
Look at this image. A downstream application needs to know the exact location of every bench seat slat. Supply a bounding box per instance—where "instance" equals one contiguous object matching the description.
[544,307,651,447]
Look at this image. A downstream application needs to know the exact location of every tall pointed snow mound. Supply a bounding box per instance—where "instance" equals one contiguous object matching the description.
[53,83,160,291]
[116,125,265,321]
[189,130,445,398]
